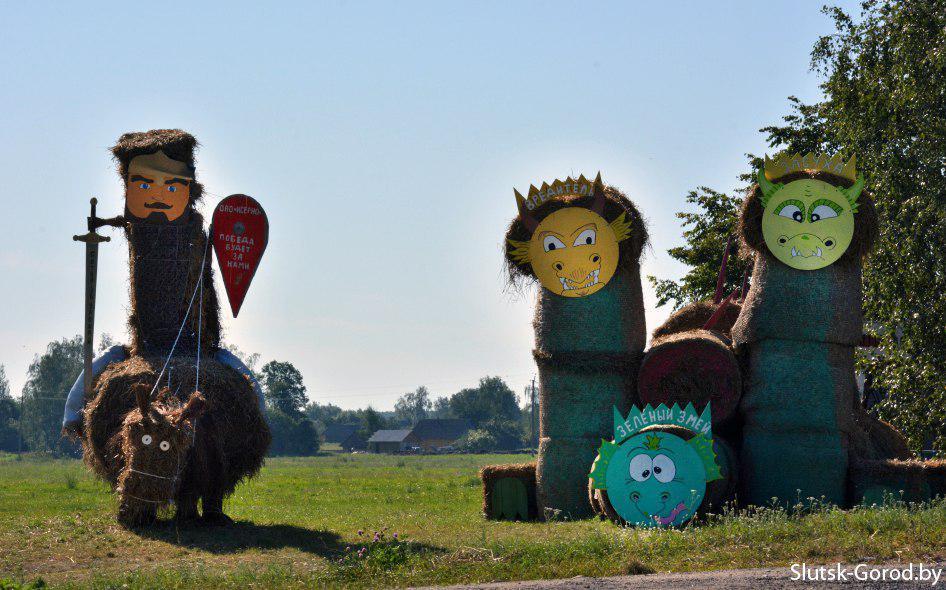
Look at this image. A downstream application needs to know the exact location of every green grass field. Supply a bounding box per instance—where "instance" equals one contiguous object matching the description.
[2,452,946,589]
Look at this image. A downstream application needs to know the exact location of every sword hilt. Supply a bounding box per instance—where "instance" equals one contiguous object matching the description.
[74,197,118,243]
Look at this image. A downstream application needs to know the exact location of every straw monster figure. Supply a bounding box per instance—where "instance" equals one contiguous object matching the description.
[731,152,936,507]
[492,173,647,519]
[69,130,270,527]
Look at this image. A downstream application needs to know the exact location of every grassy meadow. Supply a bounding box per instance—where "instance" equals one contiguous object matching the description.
[2,452,946,588]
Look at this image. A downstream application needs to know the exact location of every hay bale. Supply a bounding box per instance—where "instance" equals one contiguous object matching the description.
[535,357,638,439]
[849,406,913,461]
[738,339,855,506]
[533,266,645,517]
[651,299,742,341]
[927,460,946,498]
[589,425,738,525]
[83,356,270,516]
[536,436,601,518]
[732,250,864,348]
[637,330,741,426]
[849,459,935,504]
[111,129,203,203]
[480,463,537,521]
[125,215,220,356]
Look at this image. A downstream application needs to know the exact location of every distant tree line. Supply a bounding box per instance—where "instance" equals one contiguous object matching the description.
[1,337,322,457]
[308,375,532,452]
[2,336,533,457]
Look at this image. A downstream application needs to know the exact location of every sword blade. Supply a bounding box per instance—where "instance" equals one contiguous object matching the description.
[81,240,99,400]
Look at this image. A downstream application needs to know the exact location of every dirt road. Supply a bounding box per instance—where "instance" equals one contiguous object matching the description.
[417,562,946,589]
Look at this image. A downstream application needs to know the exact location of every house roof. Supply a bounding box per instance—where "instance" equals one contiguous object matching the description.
[367,429,412,443]
[323,423,359,443]
[408,419,471,442]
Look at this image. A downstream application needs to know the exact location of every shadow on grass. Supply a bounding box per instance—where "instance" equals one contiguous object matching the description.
[133,520,348,556]
[132,520,448,560]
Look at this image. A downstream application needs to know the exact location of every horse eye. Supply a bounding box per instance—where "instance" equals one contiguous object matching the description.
[159,441,171,451]
[141,434,152,445]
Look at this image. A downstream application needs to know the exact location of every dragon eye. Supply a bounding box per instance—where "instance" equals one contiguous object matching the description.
[573,229,596,247]
[543,235,566,252]
[629,453,653,482]
[141,434,152,446]
[810,203,840,222]
[776,204,804,222]
[653,454,676,483]
[159,441,170,451]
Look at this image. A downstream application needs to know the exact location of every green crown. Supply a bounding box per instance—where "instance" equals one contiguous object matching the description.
[613,403,712,444]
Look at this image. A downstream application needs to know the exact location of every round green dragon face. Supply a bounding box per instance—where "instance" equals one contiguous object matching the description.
[761,179,854,270]
[604,432,706,527]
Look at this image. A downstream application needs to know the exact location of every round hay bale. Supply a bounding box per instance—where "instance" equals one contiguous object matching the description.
[651,299,742,341]
[587,477,602,517]
[849,459,933,505]
[589,424,737,525]
[637,330,741,426]
[83,355,270,500]
[732,250,864,348]
[536,361,637,439]
[536,436,600,519]
[738,339,852,507]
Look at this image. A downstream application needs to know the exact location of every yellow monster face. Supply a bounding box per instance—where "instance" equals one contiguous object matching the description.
[528,207,620,297]
[508,173,632,298]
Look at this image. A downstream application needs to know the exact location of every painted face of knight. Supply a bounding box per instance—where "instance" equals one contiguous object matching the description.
[125,152,193,223]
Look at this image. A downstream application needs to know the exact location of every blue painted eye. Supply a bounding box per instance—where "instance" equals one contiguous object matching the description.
[138,183,150,189]
[167,185,177,192]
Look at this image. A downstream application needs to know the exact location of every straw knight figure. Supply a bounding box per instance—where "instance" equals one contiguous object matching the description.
[65,129,270,526]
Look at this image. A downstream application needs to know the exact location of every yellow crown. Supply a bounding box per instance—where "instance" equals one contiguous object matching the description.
[514,173,601,211]
[764,152,856,182]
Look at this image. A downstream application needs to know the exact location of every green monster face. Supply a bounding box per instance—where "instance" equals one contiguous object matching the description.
[605,432,704,526]
[590,404,721,528]
[757,163,864,271]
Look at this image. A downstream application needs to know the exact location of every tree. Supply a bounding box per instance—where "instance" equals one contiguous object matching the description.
[430,396,453,419]
[449,376,520,428]
[357,406,390,440]
[394,386,431,426]
[222,343,261,376]
[19,336,83,455]
[647,186,754,309]
[97,332,117,353]
[456,419,523,452]
[266,408,320,456]
[758,1,946,452]
[259,360,307,416]
[0,365,19,452]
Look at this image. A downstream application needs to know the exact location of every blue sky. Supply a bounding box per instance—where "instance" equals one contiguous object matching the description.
[0,0,858,409]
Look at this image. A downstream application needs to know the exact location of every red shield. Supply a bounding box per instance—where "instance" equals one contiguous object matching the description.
[212,194,269,318]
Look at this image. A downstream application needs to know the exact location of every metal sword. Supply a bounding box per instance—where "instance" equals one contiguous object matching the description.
[72,198,119,404]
